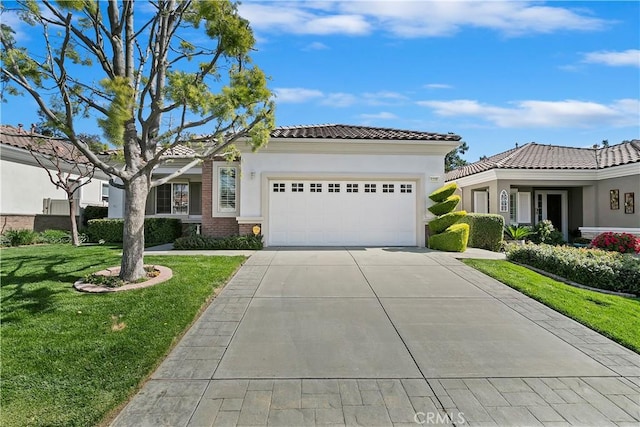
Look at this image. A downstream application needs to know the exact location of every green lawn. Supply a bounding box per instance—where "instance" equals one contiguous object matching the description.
[463,259,640,354]
[1,244,245,427]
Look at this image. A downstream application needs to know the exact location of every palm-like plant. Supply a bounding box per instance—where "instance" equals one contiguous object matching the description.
[505,225,533,240]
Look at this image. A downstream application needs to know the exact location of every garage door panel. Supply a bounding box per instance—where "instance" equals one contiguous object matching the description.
[268,180,417,246]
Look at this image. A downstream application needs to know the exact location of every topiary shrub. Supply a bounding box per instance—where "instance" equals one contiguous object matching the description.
[428,211,467,234]
[428,195,461,216]
[173,234,263,250]
[506,243,640,294]
[459,214,505,252]
[429,223,469,252]
[428,183,468,252]
[87,218,182,246]
[428,182,458,202]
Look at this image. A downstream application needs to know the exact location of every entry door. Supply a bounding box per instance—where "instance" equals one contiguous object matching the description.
[534,191,568,240]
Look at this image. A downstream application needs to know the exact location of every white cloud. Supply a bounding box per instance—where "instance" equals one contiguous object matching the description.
[582,49,640,67]
[274,87,323,103]
[303,41,329,51]
[321,92,358,107]
[239,1,607,38]
[417,98,639,128]
[424,83,453,89]
[238,3,370,36]
[362,91,408,105]
[359,112,398,120]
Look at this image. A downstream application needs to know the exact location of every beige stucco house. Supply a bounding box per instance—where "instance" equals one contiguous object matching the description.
[445,141,640,240]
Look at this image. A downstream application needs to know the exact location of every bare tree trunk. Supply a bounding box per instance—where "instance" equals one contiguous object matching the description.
[68,197,80,246]
[120,173,149,281]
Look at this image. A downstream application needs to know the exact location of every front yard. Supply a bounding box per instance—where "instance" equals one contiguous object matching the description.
[0,245,244,427]
[463,259,640,354]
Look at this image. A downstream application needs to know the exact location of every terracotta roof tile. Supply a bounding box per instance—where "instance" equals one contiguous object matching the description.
[446,141,640,181]
[0,125,88,163]
[270,124,461,141]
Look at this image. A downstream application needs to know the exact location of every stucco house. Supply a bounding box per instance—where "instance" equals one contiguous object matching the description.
[108,124,461,247]
[0,124,110,232]
[445,141,640,240]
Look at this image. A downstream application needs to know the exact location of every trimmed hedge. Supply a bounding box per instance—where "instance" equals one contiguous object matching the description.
[87,218,182,246]
[173,234,263,250]
[428,195,461,216]
[429,223,469,252]
[428,211,467,234]
[459,213,504,252]
[428,182,457,202]
[506,243,640,294]
[82,205,108,227]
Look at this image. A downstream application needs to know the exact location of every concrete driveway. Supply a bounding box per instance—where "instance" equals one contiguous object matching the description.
[112,248,640,427]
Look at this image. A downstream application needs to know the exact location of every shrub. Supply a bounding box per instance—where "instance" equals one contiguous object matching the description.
[2,229,39,246]
[591,232,640,254]
[529,220,564,245]
[87,218,182,246]
[504,224,533,241]
[428,195,461,216]
[506,243,640,294]
[459,214,504,252]
[428,211,467,234]
[428,182,457,202]
[38,229,71,244]
[173,234,263,250]
[82,205,108,226]
[429,223,469,252]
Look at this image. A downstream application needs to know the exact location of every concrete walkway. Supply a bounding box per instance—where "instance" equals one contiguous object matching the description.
[112,248,640,426]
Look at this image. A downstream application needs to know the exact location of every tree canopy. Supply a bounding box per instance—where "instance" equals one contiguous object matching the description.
[1,0,275,280]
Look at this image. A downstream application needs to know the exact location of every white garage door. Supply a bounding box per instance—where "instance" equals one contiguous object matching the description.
[268,180,417,246]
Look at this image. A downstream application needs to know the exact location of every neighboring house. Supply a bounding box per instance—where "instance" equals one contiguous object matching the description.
[0,124,110,232]
[108,124,461,246]
[445,141,640,240]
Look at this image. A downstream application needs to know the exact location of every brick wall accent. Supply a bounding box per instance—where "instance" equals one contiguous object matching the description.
[1,214,78,233]
[239,223,261,236]
[201,160,240,237]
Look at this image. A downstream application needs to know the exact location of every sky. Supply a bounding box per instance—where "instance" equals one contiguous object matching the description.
[2,1,639,163]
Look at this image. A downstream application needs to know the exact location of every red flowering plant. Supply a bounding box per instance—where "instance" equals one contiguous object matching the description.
[590,232,640,254]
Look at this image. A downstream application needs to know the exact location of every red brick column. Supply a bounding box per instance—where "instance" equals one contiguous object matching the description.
[201,161,239,237]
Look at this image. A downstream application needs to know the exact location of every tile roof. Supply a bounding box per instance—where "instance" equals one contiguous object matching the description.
[270,124,461,141]
[0,124,88,162]
[446,141,640,181]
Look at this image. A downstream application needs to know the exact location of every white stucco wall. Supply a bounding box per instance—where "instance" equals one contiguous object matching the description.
[1,158,108,214]
[239,152,446,220]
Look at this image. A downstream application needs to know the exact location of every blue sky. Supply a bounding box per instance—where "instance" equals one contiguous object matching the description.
[3,1,639,163]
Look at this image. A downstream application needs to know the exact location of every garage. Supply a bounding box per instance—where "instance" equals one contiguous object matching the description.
[268,179,417,246]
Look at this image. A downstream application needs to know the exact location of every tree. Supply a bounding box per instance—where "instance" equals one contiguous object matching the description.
[1,1,274,280]
[445,141,469,172]
[26,130,96,246]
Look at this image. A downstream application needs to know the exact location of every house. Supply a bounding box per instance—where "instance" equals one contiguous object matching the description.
[108,124,461,246]
[0,124,110,232]
[445,141,640,240]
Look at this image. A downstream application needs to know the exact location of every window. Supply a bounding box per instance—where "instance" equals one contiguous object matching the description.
[509,192,517,224]
[328,183,340,193]
[364,183,376,193]
[382,184,394,193]
[292,183,304,192]
[273,183,285,192]
[218,167,237,212]
[156,183,189,214]
[499,189,509,212]
[101,183,109,202]
[400,184,412,193]
[310,183,322,192]
[346,183,358,193]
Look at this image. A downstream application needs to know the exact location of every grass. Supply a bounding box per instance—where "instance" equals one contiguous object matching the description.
[462,259,640,354]
[0,244,245,427]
